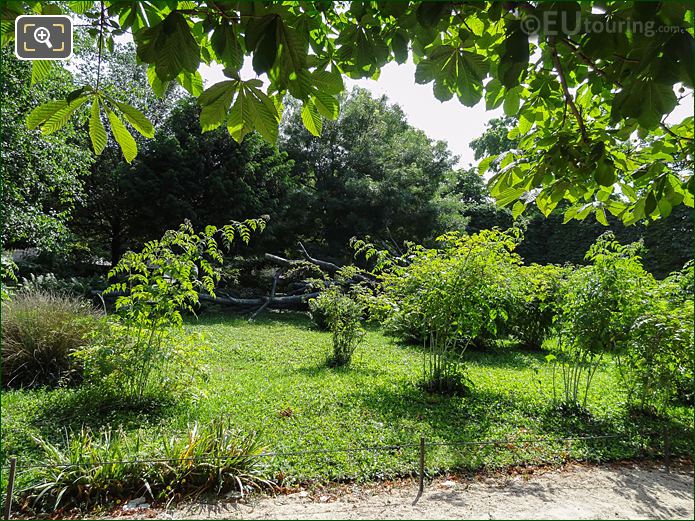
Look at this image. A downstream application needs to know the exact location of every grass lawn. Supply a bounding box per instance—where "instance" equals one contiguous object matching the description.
[2,312,692,489]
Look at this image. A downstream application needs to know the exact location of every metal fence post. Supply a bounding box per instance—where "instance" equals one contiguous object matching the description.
[413,436,425,505]
[419,436,425,494]
[664,427,671,473]
[4,457,17,520]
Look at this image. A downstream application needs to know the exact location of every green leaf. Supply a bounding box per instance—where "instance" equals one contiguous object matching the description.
[198,80,236,132]
[39,97,89,135]
[455,51,488,106]
[26,100,70,130]
[478,155,497,175]
[226,82,280,143]
[313,91,339,120]
[485,79,504,110]
[136,11,200,82]
[503,87,519,116]
[227,89,254,143]
[312,69,344,95]
[511,200,526,219]
[210,22,243,72]
[31,60,54,85]
[176,70,203,97]
[595,207,608,225]
[68,1,94,14]
[594,158,616,187]
[246,15,279,75]
[89,98,107,155]
[301,99,322,136]
[146,65,171,98]
[106,109,137,163]
[612,80,678,130]
[246,85,280,143]
[416,2,449,28]
[391,30,408,64]
[498,20,529,88]
[113,101,155,138]
[496,187,526,207]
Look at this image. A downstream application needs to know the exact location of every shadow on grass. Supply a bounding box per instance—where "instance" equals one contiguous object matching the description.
[345,383,511,443]
[290,362,386,379]
[31,386,177,439]
[189,310,312,328]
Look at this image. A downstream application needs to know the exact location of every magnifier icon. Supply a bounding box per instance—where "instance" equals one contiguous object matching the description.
[33,26,52,48]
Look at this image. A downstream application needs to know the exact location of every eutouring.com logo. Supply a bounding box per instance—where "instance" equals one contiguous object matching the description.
[520,12,685,37]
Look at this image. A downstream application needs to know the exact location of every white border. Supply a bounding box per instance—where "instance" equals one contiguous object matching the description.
[14,14,73,61]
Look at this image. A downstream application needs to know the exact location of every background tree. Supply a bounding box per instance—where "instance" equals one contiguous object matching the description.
[1,48,92,253]
[281,88,455,255]
[466,117,694,277]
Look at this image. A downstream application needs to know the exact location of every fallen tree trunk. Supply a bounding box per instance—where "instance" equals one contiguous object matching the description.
[199,292,319,309]
[93,290,318,311]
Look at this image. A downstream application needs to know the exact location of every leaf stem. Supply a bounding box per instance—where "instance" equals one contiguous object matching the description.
[96,0,105,92]
[549,37,589,143]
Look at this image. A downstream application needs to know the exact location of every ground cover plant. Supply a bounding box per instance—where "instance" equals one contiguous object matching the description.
[2,313,692,510]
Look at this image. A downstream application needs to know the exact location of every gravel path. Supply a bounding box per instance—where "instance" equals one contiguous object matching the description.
[112,460,693,520]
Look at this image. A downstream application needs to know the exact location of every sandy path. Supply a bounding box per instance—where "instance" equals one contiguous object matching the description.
[116,461,693,520]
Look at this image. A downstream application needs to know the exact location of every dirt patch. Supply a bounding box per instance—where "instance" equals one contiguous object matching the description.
[107,460,693,520]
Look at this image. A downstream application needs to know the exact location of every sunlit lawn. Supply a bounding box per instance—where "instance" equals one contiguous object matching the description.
[2,312,692,488]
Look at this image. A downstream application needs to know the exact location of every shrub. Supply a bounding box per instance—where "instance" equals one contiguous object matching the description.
[25,421,268,512]
[308,296,331,330]
[548,234,650,408]
[16,272,106,298]
[74,319,207,402]
[88,220,264,402]
[377,229,523,393]
[618,301,693,411]
[508,263,568,349]
[1,290,102,388]
[310,268,369,366]
[1,253,18,301]
[615,263,695,410]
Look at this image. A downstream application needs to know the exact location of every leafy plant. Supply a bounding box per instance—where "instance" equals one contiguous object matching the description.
[377,228,523,394]
[80,219,264,402]
[548,234,650,408]
[1,290,102,389]
[618,300,694,411]
[1,253,18,301]
[509,263,568,349]
[310,268,369,367]
[24,421,268,512]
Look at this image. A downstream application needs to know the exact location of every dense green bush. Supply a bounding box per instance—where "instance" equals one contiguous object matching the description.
[26,421,268,512]
[308,295,331,331]
[615,262,694,410]
[1,290,102,389]
[508,263,568,349]
[377,229,523,393]
[310,269,369,366]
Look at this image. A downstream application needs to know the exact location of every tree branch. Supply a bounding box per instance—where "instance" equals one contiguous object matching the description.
[549,37,589,143]
[558,36,622,88]
[660,122,694,143]
[96,0,105,91]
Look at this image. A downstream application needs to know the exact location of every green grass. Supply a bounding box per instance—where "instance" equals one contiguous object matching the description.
[2,312,692,489]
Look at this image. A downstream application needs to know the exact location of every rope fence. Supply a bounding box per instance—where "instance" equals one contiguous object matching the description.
[1,429,684,518]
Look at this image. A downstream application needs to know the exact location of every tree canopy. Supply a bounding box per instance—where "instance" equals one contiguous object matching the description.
[3,1,693,226]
